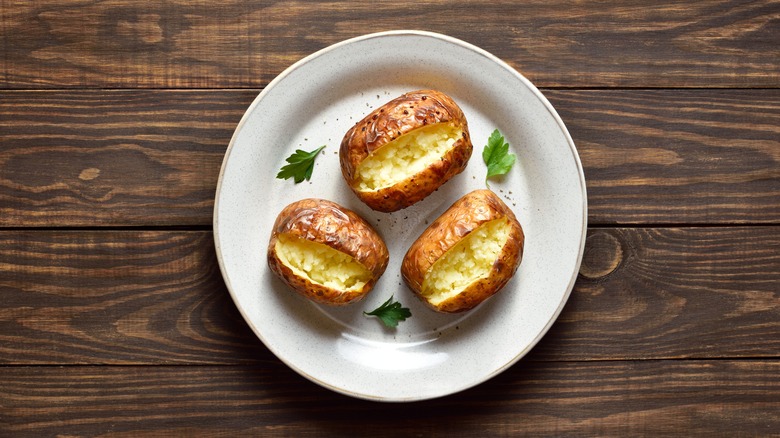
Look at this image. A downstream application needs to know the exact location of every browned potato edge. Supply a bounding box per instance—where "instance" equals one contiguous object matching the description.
[339,89,473,212]
[267,198,389,305]
[401,189,524,312]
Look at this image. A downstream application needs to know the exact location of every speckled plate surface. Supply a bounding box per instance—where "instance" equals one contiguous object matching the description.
[214,30,587,402]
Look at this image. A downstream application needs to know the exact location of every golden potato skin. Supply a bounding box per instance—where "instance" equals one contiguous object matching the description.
[267,198,389,305]
[340,89,473,212]
[401,189,524,313]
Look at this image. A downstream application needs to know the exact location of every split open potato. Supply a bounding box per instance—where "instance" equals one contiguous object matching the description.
[339,89,473,212]
[267,199,389,305]
[401,189,524,313]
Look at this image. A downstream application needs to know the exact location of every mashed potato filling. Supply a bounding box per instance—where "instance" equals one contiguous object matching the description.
[421,218,511,305]
[275,234,372,292]
[355,123,461,191]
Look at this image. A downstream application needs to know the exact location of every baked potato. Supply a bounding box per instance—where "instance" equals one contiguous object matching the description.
[401,189,524,313]
[267,198,389,305]
[340,89,473,212]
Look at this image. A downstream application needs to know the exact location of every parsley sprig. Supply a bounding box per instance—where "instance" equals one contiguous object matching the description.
[364,296,412,328]
[276,145,326,183]
[482,129,516,187]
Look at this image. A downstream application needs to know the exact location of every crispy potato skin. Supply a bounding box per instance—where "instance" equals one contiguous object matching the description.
[401,189,524,313]
[340,89,472,212]
[267,199,389,305]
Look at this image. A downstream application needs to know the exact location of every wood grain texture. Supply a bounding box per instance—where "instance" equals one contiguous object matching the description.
[1,227,777,365]
[0,231,267,365]
[542,226,780,361]
[1,89,778,227]
[2,0,778,89]
[1,361,778,436]
[548,89,780,225]
[0,90,252,227]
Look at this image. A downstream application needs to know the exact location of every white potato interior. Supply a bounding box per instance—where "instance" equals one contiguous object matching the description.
[355,123,461,191]
[421,218,511,305]
[274,234,372,292]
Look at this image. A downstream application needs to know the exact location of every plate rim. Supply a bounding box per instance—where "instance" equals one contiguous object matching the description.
[213,29,588,402]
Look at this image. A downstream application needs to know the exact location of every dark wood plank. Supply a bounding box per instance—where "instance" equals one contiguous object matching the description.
[0,90,252,227]
[1,227,777,365]
[0,230,267,365]
[549,89,780,225]
[1,89,778,227]
[541,226,780,361]
[1,361,778,436]
[2,1,778,89]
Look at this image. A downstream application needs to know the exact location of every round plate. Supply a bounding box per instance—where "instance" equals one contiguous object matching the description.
[214,30,587,402]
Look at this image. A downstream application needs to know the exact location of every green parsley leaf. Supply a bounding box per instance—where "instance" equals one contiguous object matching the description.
[276,145,326,183]
[363,295,412,328]
[482,129,516,186]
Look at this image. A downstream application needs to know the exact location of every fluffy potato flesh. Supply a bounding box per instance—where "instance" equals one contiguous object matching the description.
[274,234,373,292]
[354,123,461,191]
[421,217,511,306]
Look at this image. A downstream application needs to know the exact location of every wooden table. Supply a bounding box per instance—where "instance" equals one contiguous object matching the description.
[2,1,779,436]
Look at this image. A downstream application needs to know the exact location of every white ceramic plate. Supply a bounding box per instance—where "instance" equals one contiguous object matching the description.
[214,30,587,402]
